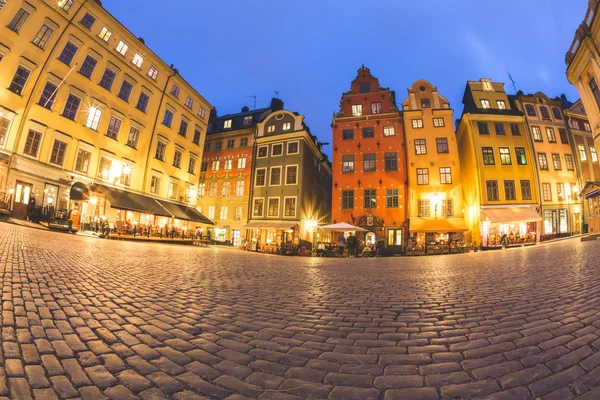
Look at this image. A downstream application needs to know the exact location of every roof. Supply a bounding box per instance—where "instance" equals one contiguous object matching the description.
[208,98,285,135]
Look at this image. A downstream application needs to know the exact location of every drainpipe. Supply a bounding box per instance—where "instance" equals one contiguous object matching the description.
[564,112,586,234]
[246,122,259,244]
[399,108,409,253]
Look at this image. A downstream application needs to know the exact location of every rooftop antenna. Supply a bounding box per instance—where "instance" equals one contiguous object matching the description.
[247,95,257,109]
[505,62,518,94]
[274,90,280,99]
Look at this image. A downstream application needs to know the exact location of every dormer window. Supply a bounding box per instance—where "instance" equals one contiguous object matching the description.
[283,122,291,131]
[421,98,431,108]
[243,116,252,126]
[480,99,491,109]
[267,125,275,133]
[482,80,493,91]
[360,83,370,93]
[223,119,232,129]
[497,100,506,109]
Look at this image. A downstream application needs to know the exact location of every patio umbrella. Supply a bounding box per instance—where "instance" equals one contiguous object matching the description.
[319,222,368,232]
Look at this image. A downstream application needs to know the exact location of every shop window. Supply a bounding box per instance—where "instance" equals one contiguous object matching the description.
[387,229,402,246]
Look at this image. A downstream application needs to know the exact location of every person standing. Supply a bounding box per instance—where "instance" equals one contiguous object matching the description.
[337,233,346,256]
[347,233,357,258]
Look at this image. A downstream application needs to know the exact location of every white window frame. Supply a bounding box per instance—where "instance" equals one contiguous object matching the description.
[269,166,282,186]
[224,159,232,170]
[383,126,396,136]
[282,122,291,131]
[252,198,264,217]
[211,160,220,171]
[283,196,297,218]
[234,180,245,197]
[98,27,112,42]
[85,106,102,130]
[257,145,268,158]
[237,157,247,169]
[267,197,280,218]
[254,167,267,187]
[116,41,128,56]
[412,119,423,129]
[207,205,215,220]
[223,119,232,129]
[132,53,143,68]
[287,141,299,155]
[285,164,298,186]
[480,99,491,109]
[219,206,228,220]
[433,118,445,127]
[148,65,159,80]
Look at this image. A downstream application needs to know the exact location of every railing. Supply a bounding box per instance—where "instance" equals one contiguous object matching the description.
[566,0,599,66]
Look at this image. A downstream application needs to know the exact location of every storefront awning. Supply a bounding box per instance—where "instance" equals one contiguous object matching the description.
[243,221,297,230]
[94,184,170,217]
[69,182,89,201]
[156,200,214,225]
[156,200,189,220]
[481,207,542,224]
[409,217,468,232]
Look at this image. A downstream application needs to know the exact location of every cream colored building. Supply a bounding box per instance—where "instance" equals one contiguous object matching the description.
[0,0,212,230]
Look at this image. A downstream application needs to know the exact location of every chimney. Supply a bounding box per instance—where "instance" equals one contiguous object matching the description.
[241,106,250,112]
[270,97,284,111]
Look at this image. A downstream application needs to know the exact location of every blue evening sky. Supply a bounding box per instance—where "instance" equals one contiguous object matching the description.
[103,0,587,156]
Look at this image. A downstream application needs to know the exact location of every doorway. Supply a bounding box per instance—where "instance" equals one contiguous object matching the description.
[12,181,33,219]
[232,229,240,247]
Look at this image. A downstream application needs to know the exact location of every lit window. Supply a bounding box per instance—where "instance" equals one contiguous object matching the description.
[185,96,193,109]
[0,117,11,147]
[198,107,206,119]
[267,125,276,133]
[412,119,423,129]
[33,24,55,49]
[58,0,74,11]
[283,122,291,131]
[98,27,112,42]
[480,99,491,109]
[235,181,245,196]
[97,157,112,180]
[433,118,444,127]
[148,66,159,80]
[351,104,362,116]
[532,126,543,142]
[208,182,218,197]
[371,102,382,114]
[171,84,180,98]
[417,168,429,185]
[342,155,354,172]
[252,199,264,217]
[414,139,427,155]
[546,128,556,143]
[211,160,220,171]
[538,153,548,170]
[168,181,177,199]
[224,120,232,129]
[383,126,395,136]
[150,176,161,194]
[116,41,128,56]
[418,199,430,217]
[439,167,452,184]
[579,144,587,161]
[39,82,57,109]
[497,100,506,109]
[220,206,228,220]
[591,147,599,162]
[238,157,247,169]
[8,9,30,33]
[268,198,279,217]
[208,205,215,219]
[499,147,511,165]
[132,53,143,68]
[284,197,296,217]
[482,80,493,91]
[85,106,102,130]
[224,159,232,170]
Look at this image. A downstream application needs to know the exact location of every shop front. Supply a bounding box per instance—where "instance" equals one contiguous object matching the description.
[480,206,541,249]
[407,217,469,255]
[242,220,302,255]
[581,182,600,234]
[542,208,569,241]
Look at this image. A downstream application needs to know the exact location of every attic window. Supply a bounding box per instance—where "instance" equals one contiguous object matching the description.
[275,113,284,120]
[419,86,426,92]
[482,80,493,91]
[360,83,370,93]
[224,119,232,129]
[243,116,252,126]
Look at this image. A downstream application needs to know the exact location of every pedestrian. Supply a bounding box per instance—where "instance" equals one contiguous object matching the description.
[337,232,346,256]
[27,196,36,222]
[346,233,357,258]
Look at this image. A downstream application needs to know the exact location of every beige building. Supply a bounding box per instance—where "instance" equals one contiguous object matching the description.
[402,80,466,253]
[0,0,212,231]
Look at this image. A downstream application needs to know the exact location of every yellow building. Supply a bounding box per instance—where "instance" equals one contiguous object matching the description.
[457,79,541,248]
[402,80,467,254]
[0,0,212,232]
[515,92,581,239]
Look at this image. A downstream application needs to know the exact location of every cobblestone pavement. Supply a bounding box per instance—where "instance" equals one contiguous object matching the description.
[1,224,600,399]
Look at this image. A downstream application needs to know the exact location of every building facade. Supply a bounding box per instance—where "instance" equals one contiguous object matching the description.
[0,0,212,230]
[402,80,467,253]
[198,101,282,246]
[331,66,407,254]
[457,79,541,248]
[515,92,581,239]
[246,109,332,251]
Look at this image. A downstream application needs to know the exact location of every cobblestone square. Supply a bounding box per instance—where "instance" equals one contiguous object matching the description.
[1,224,600,399]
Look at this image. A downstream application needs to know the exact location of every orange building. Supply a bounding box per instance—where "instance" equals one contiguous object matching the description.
[331,66,407,254]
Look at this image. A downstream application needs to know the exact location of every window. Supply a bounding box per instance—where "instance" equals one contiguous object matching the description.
[559,129,569,144]
[240,138,248,147]
[579,144,587,161]
[571,183,579,201]
[433,118,445,127]
[85,106,102,130]
[351,105,362,116]
[414,139,427,155]
[477,121,489,135]
[221,181,230,197]
[235,181,245,196]
[0,117,8,146]
[223,119,232,129]
[99,69,116,91]
[360,83,370,93]
[74,149,90,173]
[258,146,267,158]
[359,189,376,209]
[171,84,180,98]
[538,153,548,170]
[98,27,112,42]
[8,9,30,33]
[126,126,140,149]
[136,92,150,113]
[384,152,397,171]
[494,122,505,135]
[499,147,511,165]
[132,53,143,68]
[168,181,177,200]
[552,154,562,170]
[565,154,574,170]
[272,143,283,156]
[163,110,173,127]
[418,199,430,217]
[584,122,591,132]
[39,82,57,109]
[79,56,97,79]
[105,116,121,140]
[542,183,552,201]
[23,130,42,157]
[172,150,182,168]
[237,157,247,169]
[553,108,562,119]
[285,165,297,184]
[421,98,431,108]
[439,167,452,184]
[532,126,543,142]
[207,205,215,219]
[371,102,382,114]
[363,153,376,172]
[223,139,234,149]
[208,182,217,197]
[284,197,296,217]
[255,169,266,186]
[58,0,74,11]
[497,100,506,109]
[515,147,527,165]
[47,139,66,166]
[267,125,275,133]
[62,95,80,120]
[526,104,536,116]
[503,180,516,201]
[58,42,78,65]
[287,142,299,154]
[150,176,161,194]
[591,147,599,162]
[540,106,550,120]
[557,183,565,200]
[436,138,449,153]
[243,116,252,126]
[185,96,193,109]
[148,66,159,81]
[482,147,495,165]
[268,198,279,217]
[480,99,491,109]
[155,141,166,161]
[282,122,291,131]
[252,199,264,217]
[219,206,228,220]
[116,41,128,56]
[119,164,132,186]
[482,81,493,91]
[33,24,55,49]
[9,66,30,95]
[383,126,396,136]
[590,78,600,112]
[178,120,188,137]
[97,158,112,179]
[117,81,133,102]
[342,155,354,172]
[442,199,453,216]
[224,159,232,170]
[417,168,429,185]
[386,189,399,208]
[510,123,521,136]
[80,13,96,29]
[412,119,423,129]
[211,160,220,171]
[546,128,556,143]
[200,162,208,172]
[486,180,499,201]
[362,127,374,138]
[572,119,580,130]
[198,107,206,119]
[215,141,222,151]
[270,167,281,185]
[342,129,354,140]
[342,190,354,209]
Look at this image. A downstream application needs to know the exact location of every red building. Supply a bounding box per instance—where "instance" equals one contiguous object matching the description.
[331,66,408,254]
